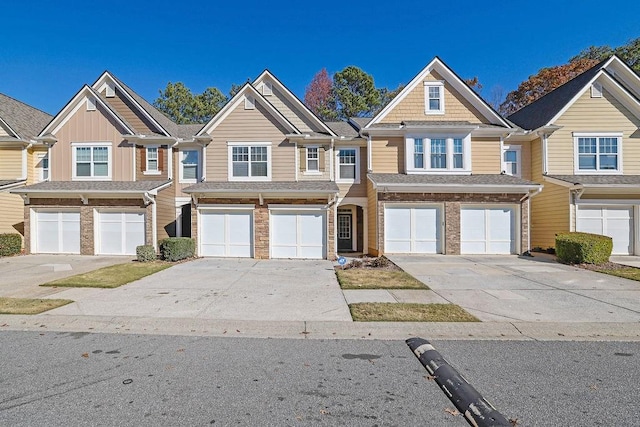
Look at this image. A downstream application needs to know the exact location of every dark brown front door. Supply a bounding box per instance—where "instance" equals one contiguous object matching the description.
[337,213,352,251]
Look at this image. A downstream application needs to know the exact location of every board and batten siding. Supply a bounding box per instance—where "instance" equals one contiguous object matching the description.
[0,149,23,179]
[205,102,294,181]
[379,71,490,125]
[50,103,133,181]
[99,88,160,135]
[547,87,640,174]
[262,86,322,133]
[470,137,501,174]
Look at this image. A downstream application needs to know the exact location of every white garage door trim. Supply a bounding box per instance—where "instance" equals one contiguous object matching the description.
[95,209,146,255]
[460,205,518,254]
[576,204,634,255]
[269,205,327,259]
[198,205,254,258]
[32,209,81,254]
[383,204,443,254]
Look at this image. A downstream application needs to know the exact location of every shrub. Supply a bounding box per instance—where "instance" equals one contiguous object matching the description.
[555,232,612,264]
[159,237,195,262]
[136,245,157,262]
[0,233,22,257]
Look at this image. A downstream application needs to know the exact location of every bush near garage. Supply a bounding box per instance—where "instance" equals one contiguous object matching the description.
[555,232,612,264]
[136,245,157,262]
[0,233,22,257]
[159,237,195,261]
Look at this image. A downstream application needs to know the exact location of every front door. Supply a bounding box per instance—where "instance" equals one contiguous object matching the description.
[337,213,352,252]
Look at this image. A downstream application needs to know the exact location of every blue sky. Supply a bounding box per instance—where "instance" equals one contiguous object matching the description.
[1,0,639,116]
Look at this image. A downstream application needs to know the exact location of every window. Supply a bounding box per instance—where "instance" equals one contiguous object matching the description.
[407,136,470,173]
[146,147,159,173]
[72,144,110,180]
[228,143,271,180]
[502,145,521,177]
[575,134,621,173]
[306,147,319,172]
[336,147,359,183]
[37,153,49,182]
[424,82,445,114]
[180,150,199,182]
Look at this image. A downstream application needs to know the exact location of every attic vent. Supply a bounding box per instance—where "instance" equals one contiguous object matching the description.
[245,95,255,110]
[262,82,273,96]
[105,82,115,97]
[86,97,97,111]
[591,82,603,98]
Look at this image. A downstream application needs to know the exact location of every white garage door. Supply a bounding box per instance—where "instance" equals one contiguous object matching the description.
[271,211,325,259]
[576,206,633,255]
[384,206,441,253]
[97,211,146,255]
[461,207,515,254]
[35,210,80,254]
[200,210,253,257]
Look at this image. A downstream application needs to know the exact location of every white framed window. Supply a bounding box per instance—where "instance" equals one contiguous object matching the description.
[145,146,160,174]
[406,136,471,173]
[574,133,622,174]
[72,143,111,180]
[228,142,272,181]
[502,145,521,177]
[306,146,320,173]
[244,95,255,110]
[336,147,360,183]
[37,152,49,182]
[424,81,445,114]
[179,149,200,183]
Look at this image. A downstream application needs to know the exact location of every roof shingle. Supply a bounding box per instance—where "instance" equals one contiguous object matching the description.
[0,93,52,140]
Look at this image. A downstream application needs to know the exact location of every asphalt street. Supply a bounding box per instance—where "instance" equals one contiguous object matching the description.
[0,332,639,426]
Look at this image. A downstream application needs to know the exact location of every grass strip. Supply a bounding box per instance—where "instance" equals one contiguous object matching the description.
[336,269,428,290]
[0,297,73,314]
[41,262,172,288]
[349,303,479,322]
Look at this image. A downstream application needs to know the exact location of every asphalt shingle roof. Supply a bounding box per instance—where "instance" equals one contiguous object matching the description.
[13,180,170,193]
[368,173,540,187]
[0,179,25,189]
[349,117,371,130]
[547,175,640,186]
[0,93,52,140]
[183,181,339,193]
[325,121,359,137]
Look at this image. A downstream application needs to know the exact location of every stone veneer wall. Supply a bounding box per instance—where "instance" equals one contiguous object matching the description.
[192,198,336,260]
[25,198,152,255]
[377,192,528,255]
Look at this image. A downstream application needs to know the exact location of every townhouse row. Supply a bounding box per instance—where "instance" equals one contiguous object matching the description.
[1,55,639,259]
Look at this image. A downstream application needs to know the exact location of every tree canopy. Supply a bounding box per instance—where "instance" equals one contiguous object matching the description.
[154,82,227,124]
[304,68,336,121]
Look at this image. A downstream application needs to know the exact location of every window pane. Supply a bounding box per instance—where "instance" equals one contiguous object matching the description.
[429,87,440,98]
[148,159,158,171]
[233,162,248,177]
[599,137,618,153]
[94,162,108,177]
[453,138,463,154]
[308,159,319,171]
[183,165,197,180]
[429,99,440,110]
[251,162,268,177]
[183,150,199,164]
[600,155,618,169]
[232,147,248,162]
[579,155,597,170]
[340,164,355,179]
[510,163,518,175]
[307,147,318,159]
[251,146,267,161]
[414,138,423,153]
[414,153,424,168]
[504,150,517,162]
[93,147,108,162]
[76,147,91,162]
[578,138,596,153]
[453,154,463,169]
[147,147,158,160]
[76,163,91,176]
[339,149,356,164]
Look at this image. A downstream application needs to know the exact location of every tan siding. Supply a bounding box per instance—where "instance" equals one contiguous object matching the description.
[27,147,48,184]
[531,137,543,181]
[264,87,320,133]
[156,185,176,242]
[338,145,367,198]
[367,178,378,255]
[548,88,640,174]
[530,181,571,250]
[50,103,134,181]
[504,140,532,180]
[0,149,22,179]
[136,145,170,181]
[471,138,500,174]
[0,192,25,238]
[380,71,490,124]
[0,124,11,137]
[299,144,330,181]
[371,137,404,173]
[100,88,159,134]
[205,102,294,181]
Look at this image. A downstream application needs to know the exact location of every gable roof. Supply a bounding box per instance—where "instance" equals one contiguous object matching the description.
[0,93,52,141]
[365,57,511,129]
[253,70,336,136]
[197,83,300,136]
[508,56,640,130]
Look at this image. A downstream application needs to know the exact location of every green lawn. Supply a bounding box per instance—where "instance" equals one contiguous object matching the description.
[0,297,73,314]
[41,262,172,288]
[349,303,479,322]
[336,269,428,290]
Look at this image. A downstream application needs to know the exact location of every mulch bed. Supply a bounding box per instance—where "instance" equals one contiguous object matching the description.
[335,256,401,271]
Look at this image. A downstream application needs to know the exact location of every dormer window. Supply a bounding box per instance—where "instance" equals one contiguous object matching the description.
[424,81,445,114]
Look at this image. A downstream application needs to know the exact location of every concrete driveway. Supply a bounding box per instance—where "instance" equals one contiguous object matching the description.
[44,258,352,322]
[387,254,640,323]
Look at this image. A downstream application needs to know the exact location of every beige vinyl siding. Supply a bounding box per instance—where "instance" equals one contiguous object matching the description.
[548,87,640,174]
[380,71,490,124]
[0,149,23,179]
[503,140,532,180]
[136,145,169,181]
[370,137,404,173]
[27,147,49,184]
[155,185,176,242]
[205,102,294,181]
[264,87,320,133]
[0,192,24,238]
[0,125,11,136]
[366,178,378,255]
[100,87,160,135]
[470,138,500,174]
[530,181,570,250]
[531,137,543,180]
[337,145,367,198]
[50,103,133,181]
[298,145,330,180]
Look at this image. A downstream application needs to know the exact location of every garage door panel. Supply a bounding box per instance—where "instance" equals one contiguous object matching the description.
[35,211,81,254]
[384,206,441,254]
[385,209,411,241]
[461,209,486,241]
[98,211,145,255]
[271,211,326,259]
[227,213,252,246]
[461,207,515,255]
[488,209,513,242]
[414,208,439,241]
[299,214,323,245]
[200,211,252,257]
[577,206,633,255]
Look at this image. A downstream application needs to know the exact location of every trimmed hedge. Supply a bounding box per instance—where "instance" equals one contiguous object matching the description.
[136,245,157,262]
[0,233,22,257]
[159,237,195,262]
[555,232,612,264]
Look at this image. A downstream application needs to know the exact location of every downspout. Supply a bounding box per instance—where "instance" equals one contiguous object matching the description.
[542,133,549,175]
[168,143,174,180]
[201,141,207,182]
[499,136,504,173]
[133,142,137,181]
[367,134,372,172]
[294,142,299,182]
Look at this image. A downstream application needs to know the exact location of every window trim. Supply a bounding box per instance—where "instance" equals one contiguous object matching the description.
[405,135,471,174]
[305,146,321,174]
[71,142,112,181]
[335,147,360,184]
[573,132,623,174]
[179,148,200,183]
[227,141,272,181]
[424,81,445,115]
[144,145,161,175]
[37,152,49,182]
[502,145,522,177]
